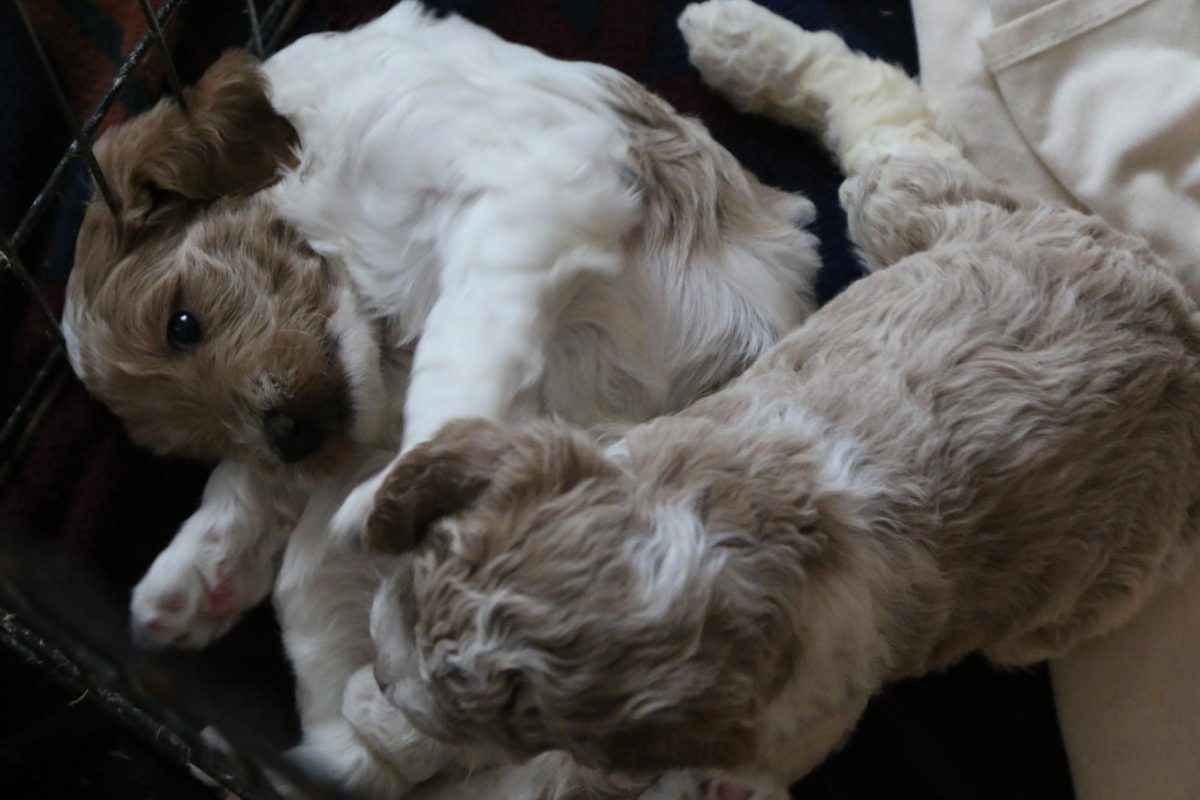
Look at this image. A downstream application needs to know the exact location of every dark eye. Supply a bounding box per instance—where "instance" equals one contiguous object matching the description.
[166,310,202,351]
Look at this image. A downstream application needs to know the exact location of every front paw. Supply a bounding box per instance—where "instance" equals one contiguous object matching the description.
[284,722,415,800]
[343,665,452,786]
[131,557,242,649]
[130,527,264,649]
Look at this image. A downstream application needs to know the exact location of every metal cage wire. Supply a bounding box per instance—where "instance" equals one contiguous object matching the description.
[0,2,343,797]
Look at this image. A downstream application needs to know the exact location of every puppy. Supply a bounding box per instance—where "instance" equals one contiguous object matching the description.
[362,2,1200,795]
[63,2,819,795]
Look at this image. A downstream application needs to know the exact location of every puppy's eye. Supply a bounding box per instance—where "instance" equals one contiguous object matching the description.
[166,310,202,351]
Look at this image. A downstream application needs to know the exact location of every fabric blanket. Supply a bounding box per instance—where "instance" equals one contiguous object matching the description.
[0,1,1074,798]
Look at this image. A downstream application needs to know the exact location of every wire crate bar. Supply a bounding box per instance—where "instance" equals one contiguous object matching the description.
[0,2,325,797]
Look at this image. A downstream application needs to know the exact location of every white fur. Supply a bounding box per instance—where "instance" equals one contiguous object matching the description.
[632,502,724,618]
[678,0,962,175]
[330,287,395,447]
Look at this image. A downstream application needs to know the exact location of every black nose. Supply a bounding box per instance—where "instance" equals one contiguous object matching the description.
[262,410,324,464]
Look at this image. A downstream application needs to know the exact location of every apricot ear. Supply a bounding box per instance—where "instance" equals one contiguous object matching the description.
[363,419,513,553]
[92,48,298,231]
[132,49,298,205]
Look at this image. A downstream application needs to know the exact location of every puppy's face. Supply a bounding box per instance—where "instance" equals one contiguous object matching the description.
[69,196,357,476]
[65,51,374,479]
[365,419,788,774]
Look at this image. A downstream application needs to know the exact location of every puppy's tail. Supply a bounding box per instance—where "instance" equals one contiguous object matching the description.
[678,0,962,177]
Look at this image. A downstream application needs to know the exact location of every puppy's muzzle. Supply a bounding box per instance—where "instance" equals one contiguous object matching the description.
[262,409,325,463]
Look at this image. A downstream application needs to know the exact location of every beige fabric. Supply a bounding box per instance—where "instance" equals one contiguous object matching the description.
[912,0,1079,205]
[981,0,1200,299]
[912,1,1200,799]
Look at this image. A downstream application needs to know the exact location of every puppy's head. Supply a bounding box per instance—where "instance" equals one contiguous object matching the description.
[367,418,798,774]
[65,51,377,478]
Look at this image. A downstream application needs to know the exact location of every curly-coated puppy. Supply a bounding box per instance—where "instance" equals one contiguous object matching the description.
[62,2,819,796]
[362,2,1200,796]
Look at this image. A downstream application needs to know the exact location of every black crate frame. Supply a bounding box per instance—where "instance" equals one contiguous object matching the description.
[0,2,349,797]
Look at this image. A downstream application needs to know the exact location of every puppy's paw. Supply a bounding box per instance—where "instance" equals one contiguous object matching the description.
[679,0,834,118]
[286,720,416,800]
[343,665,452,785]
[680,1,778,53]
[368,568,419,689]
[130,559,242,650]
[130,523,265,650]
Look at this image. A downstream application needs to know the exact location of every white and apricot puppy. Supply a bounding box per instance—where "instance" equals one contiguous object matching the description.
[64,2,819,795]
[362,2,1200,794]
[66,1,818,640]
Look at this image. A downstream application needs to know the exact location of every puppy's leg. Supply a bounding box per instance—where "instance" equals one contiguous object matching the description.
[285,719,415,800]
[679,0,1033,271]
[276,470,457,797]
[335,559,463,786]
[341,665,455,785]
[130,460,303,649]
[404,210,634,452]
[332,150,638,542]
[680,0,959,175]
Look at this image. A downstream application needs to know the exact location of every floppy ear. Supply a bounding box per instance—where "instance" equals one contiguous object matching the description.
[93,49,298,226]
[364,419,514,553]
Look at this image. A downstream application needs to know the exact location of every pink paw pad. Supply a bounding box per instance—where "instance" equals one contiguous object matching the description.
[155,590,189,614]
[198,580,239,615]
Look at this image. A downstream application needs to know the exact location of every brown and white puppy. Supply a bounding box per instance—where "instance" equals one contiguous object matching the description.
[63,3,821,797]
[362,3,1200,796]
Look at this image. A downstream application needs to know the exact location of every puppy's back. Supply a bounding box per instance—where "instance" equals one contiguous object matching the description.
[743,194,1200,668]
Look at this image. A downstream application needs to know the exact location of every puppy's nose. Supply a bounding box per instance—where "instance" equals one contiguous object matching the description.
[262,409,324,463]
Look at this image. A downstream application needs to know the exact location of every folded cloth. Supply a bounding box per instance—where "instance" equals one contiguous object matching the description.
[913,2,1200,798]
